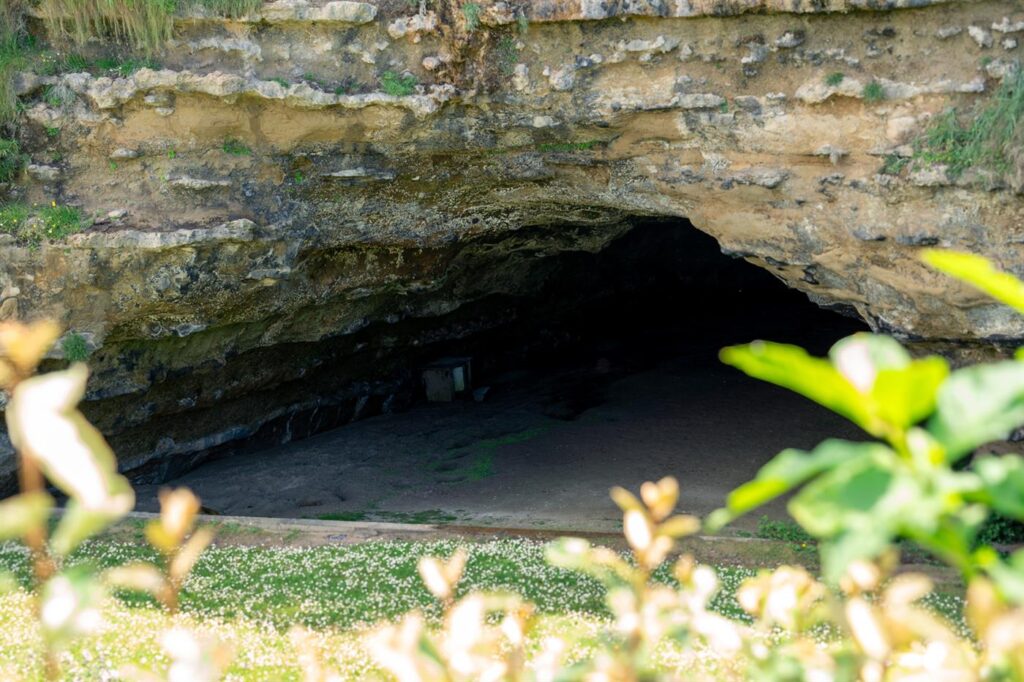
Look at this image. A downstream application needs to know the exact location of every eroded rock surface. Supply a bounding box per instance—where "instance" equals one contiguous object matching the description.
[2,0,1023,482]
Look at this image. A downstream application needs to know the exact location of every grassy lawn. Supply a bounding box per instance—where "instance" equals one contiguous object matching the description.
[0,537,967,679]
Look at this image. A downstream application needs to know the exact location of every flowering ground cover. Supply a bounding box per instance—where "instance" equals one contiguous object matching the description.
[0,537,966,680]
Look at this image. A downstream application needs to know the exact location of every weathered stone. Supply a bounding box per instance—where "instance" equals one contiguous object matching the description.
[26,164,60,182]
[109,148,140,160]
[169,177,232,191]
[969,25,994,48]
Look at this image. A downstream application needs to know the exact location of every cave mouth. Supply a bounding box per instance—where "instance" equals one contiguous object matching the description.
[132,218,868,529]
[430,217,869,403]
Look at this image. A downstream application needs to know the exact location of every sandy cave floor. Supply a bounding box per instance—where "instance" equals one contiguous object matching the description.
[133,346,864,534]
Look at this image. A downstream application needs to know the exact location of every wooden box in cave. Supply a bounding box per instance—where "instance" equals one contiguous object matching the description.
[422,357,473,402]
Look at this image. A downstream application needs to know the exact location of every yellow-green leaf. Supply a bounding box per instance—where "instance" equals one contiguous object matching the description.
[720,342,879,436]
[0,491,53,541]
[923,249,1024,314]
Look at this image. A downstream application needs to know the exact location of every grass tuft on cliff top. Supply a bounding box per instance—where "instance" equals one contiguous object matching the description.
[915,68,1024,180]
[0,1,30,126]
[38,0,263,54]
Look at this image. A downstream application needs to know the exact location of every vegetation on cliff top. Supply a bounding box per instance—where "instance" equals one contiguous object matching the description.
[0,0,29,125]
[38,0,262,53]
[915,68,1024,181]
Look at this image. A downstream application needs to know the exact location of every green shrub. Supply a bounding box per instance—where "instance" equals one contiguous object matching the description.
[0,202,28,234]
[61,332,89,362]
[0,202,84,246]
[862,80,885,102]
[221,137,251,156]
[63,53,90,71]
[94,55,161,77]
[37,0,260,54]
[0,138,26,182]
[880,153,908,176]
[38,203,82,239]
[915,68,1024,179]
[379,71,417,97]
[755,516,814,545]
[0,2,29,125]
[824,72,844,86]
[461,2,481,31]
[42,83,75,108]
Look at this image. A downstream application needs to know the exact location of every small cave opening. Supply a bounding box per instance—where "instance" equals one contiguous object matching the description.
[134,218,868,530]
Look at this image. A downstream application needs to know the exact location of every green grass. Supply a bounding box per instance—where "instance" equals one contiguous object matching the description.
[188,0,261,17]
[0,202,29,235]
[461,2,481,31]
[62,52,90,71]
[0,202,85,247]
[379,71,417,97]
[0,2,30,125]
[61,332,90,362]
[37,0,261,54]
[39,203,83,238]
[0,537,968,679]
[976,513,1024,545]
[93,55,160,77]
[0,139,25,182]
[268,76,289,88]
[496,36,518,75]
[914,68,1024,179]
[754,516,815,553]
[824,72,844,87]
[862,80,885,102]
[427,426,549,481]
[880,153,909,176]
[43,83,76,108]
[221,137,251,156]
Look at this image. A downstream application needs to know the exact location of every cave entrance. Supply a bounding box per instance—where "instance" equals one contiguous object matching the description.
[134,218,868,531]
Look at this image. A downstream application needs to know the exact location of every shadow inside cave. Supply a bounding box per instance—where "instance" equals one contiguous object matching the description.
[132,218,869,531]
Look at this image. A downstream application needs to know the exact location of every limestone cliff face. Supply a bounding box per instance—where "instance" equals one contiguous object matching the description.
[0,0,1022,481]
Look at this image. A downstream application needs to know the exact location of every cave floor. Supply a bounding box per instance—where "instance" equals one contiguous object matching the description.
[133,346,864,534]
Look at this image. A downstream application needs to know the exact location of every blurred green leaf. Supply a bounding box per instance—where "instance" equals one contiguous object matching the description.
[819,528,892,585]
[40,565,105,644]
[977,547,1024,603]
[6,365,134,541]
[786,447,940,581]
[928,362,1024,461]
[0,490,53,541]
[789,449,905,538]
[923,250,1024,314]
[829,333,911,379]
[723,336,948,443]
[709,440,887,530]
[869,358,949,430]
[720,342,877,434]
[973,455,1024,519]
[51,475,135,556]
